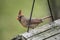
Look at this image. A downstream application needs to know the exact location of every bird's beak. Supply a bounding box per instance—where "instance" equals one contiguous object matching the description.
[17,17,19,20]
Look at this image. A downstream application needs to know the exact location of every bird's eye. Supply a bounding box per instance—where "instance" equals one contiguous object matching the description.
[19,16,21,18]
[19,16,23,18]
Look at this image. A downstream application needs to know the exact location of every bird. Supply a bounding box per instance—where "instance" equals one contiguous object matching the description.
[17,10,51,29]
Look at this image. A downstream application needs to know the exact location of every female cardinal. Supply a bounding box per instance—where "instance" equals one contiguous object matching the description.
[17,10,51,29]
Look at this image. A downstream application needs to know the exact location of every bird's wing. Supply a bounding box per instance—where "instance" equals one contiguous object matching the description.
[27,19,43,24]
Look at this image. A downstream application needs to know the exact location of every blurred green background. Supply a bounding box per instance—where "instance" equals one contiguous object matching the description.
[0,0,51,40]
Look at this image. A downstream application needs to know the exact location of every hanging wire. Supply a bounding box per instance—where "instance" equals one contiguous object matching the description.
[27,0,35,32]
[47,0,54,21]
[27,0,54,32]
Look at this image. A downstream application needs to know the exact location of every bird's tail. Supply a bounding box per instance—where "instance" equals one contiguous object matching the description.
[41,16,51,20]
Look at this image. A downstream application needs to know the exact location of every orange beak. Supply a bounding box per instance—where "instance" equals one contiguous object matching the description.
[17,17,19,20]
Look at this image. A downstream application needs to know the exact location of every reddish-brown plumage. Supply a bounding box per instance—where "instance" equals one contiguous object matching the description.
[17,10,51,29]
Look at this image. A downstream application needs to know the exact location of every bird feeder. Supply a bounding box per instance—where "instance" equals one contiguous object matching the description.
[12,19,60,40]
